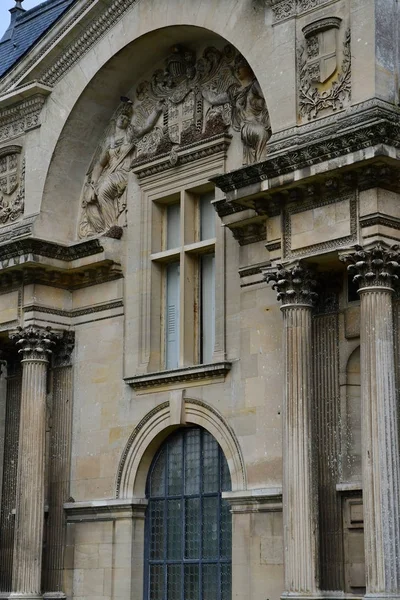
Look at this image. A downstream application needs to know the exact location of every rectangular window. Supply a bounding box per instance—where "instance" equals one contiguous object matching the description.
[201,253,215,363]
[165,262,180,369]
[152,187,217,371]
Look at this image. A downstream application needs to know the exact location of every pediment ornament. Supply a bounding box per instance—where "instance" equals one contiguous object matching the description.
[78,44,271,239]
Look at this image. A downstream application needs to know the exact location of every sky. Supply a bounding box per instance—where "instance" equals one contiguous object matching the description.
[0,0,43,39]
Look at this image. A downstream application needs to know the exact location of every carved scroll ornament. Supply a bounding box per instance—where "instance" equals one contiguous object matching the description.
[78,45,271,238]
[0,146,24,225]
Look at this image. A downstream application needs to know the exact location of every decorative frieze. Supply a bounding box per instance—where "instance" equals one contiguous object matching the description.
[0,95,46,144]
[268,0,336,23]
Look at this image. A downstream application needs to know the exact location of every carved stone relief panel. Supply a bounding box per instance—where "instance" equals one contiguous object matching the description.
[268,0,337,23]
[283,192,357,258]
[298,17,351,120]
[78,44,271,238]
[0,145,24,226]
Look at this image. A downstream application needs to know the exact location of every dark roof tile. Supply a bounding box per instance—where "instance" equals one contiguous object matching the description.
[0,0,77,79]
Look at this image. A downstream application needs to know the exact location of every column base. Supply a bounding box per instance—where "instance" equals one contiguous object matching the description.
[9,594,42,600]
[281,593,365,600]
[364,595,400,600]
[43,594,66,600]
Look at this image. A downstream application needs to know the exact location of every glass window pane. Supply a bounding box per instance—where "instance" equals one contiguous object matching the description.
[150,564,164,600]
[221,564,232,600]
[184,564,199,600]
[201,253,215,364]
[185,497,200,559]
[150,500,164,560]
[167,203,180,249]
[165,262,180,370]
[167,499,183,560]
[167,434,183,496]
[202,432,219,493]
[200,191,215,241]
[202,496,219,559]
[167,564,182,600]
[220,499,232,559]
[184,428,200,495]
[151,448,166,497]
[202,564,218,600]
[221,454,231,493]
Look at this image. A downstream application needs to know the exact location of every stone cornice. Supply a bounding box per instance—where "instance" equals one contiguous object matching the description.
[211,100,400,196]
[64,498,148,522]
[222,488,282,513]
[0,237,123,290]
[0,237,104,262]
[125,361,232,391]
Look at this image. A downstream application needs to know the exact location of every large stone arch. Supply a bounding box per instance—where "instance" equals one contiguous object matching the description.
[116,397,247,498]
[30,2,290,242]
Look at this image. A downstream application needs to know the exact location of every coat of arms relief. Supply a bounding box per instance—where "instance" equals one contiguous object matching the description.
[78,44,271,239]
[0,145,24,225]
[298,17,351,120]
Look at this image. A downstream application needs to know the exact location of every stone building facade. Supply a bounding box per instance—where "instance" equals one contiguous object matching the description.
[0,0,399,599]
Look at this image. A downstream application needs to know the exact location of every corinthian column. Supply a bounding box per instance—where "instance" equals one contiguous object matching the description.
[266,262,320,597]
[10,326,58,600]
[342,244,400,600]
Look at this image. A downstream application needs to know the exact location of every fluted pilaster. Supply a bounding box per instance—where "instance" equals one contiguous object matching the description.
[9,326,58,600]
[267,263,320,597]
[44,332,74,596]
[342,244,400,599]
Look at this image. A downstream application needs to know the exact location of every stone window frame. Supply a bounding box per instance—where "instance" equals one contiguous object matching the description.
[124,147,231,391]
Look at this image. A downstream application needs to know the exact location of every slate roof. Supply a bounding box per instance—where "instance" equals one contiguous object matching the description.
[0,0,77,79]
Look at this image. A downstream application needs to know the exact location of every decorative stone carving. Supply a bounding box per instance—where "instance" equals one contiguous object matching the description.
[53,330,75,368]
[78,98,163,238]
[0,95,46,143]
[265,261,318,306]
[341,243,400,290]
[0,146,24,225]
[298,19,351,120]
[268,0,336,23]
[10,325,59,359]
[78,45,271,238]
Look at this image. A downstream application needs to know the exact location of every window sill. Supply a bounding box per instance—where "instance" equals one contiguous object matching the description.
[125,361,232,392]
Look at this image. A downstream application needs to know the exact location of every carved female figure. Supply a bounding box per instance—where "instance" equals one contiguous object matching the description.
[202,56,271,165]
[80,97,163,237]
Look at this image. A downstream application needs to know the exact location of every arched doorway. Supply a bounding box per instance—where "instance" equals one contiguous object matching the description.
[144,426,232,600]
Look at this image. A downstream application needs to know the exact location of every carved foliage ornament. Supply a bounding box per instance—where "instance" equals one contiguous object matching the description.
[78,44,271,238]
[10,325,60,360]
[298,18,351,120]
[0,146,24,225]
[265,262,318,306]
[270,0,335,22]
[341,244,400,290]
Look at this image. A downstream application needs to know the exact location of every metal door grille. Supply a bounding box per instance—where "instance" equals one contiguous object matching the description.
[144,427,232,600]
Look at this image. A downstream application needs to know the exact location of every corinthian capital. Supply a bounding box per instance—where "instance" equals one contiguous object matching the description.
[341,244,400,291]
[265,261,318,307]
[10,325,59,360]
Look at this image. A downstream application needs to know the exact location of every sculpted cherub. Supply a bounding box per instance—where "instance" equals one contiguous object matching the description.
[202,56,271,165]
[79,96,164,237]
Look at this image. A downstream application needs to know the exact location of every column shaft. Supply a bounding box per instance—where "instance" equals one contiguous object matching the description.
[360,287,400,595]
[12,356,48,596]
[282,304,319,595]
